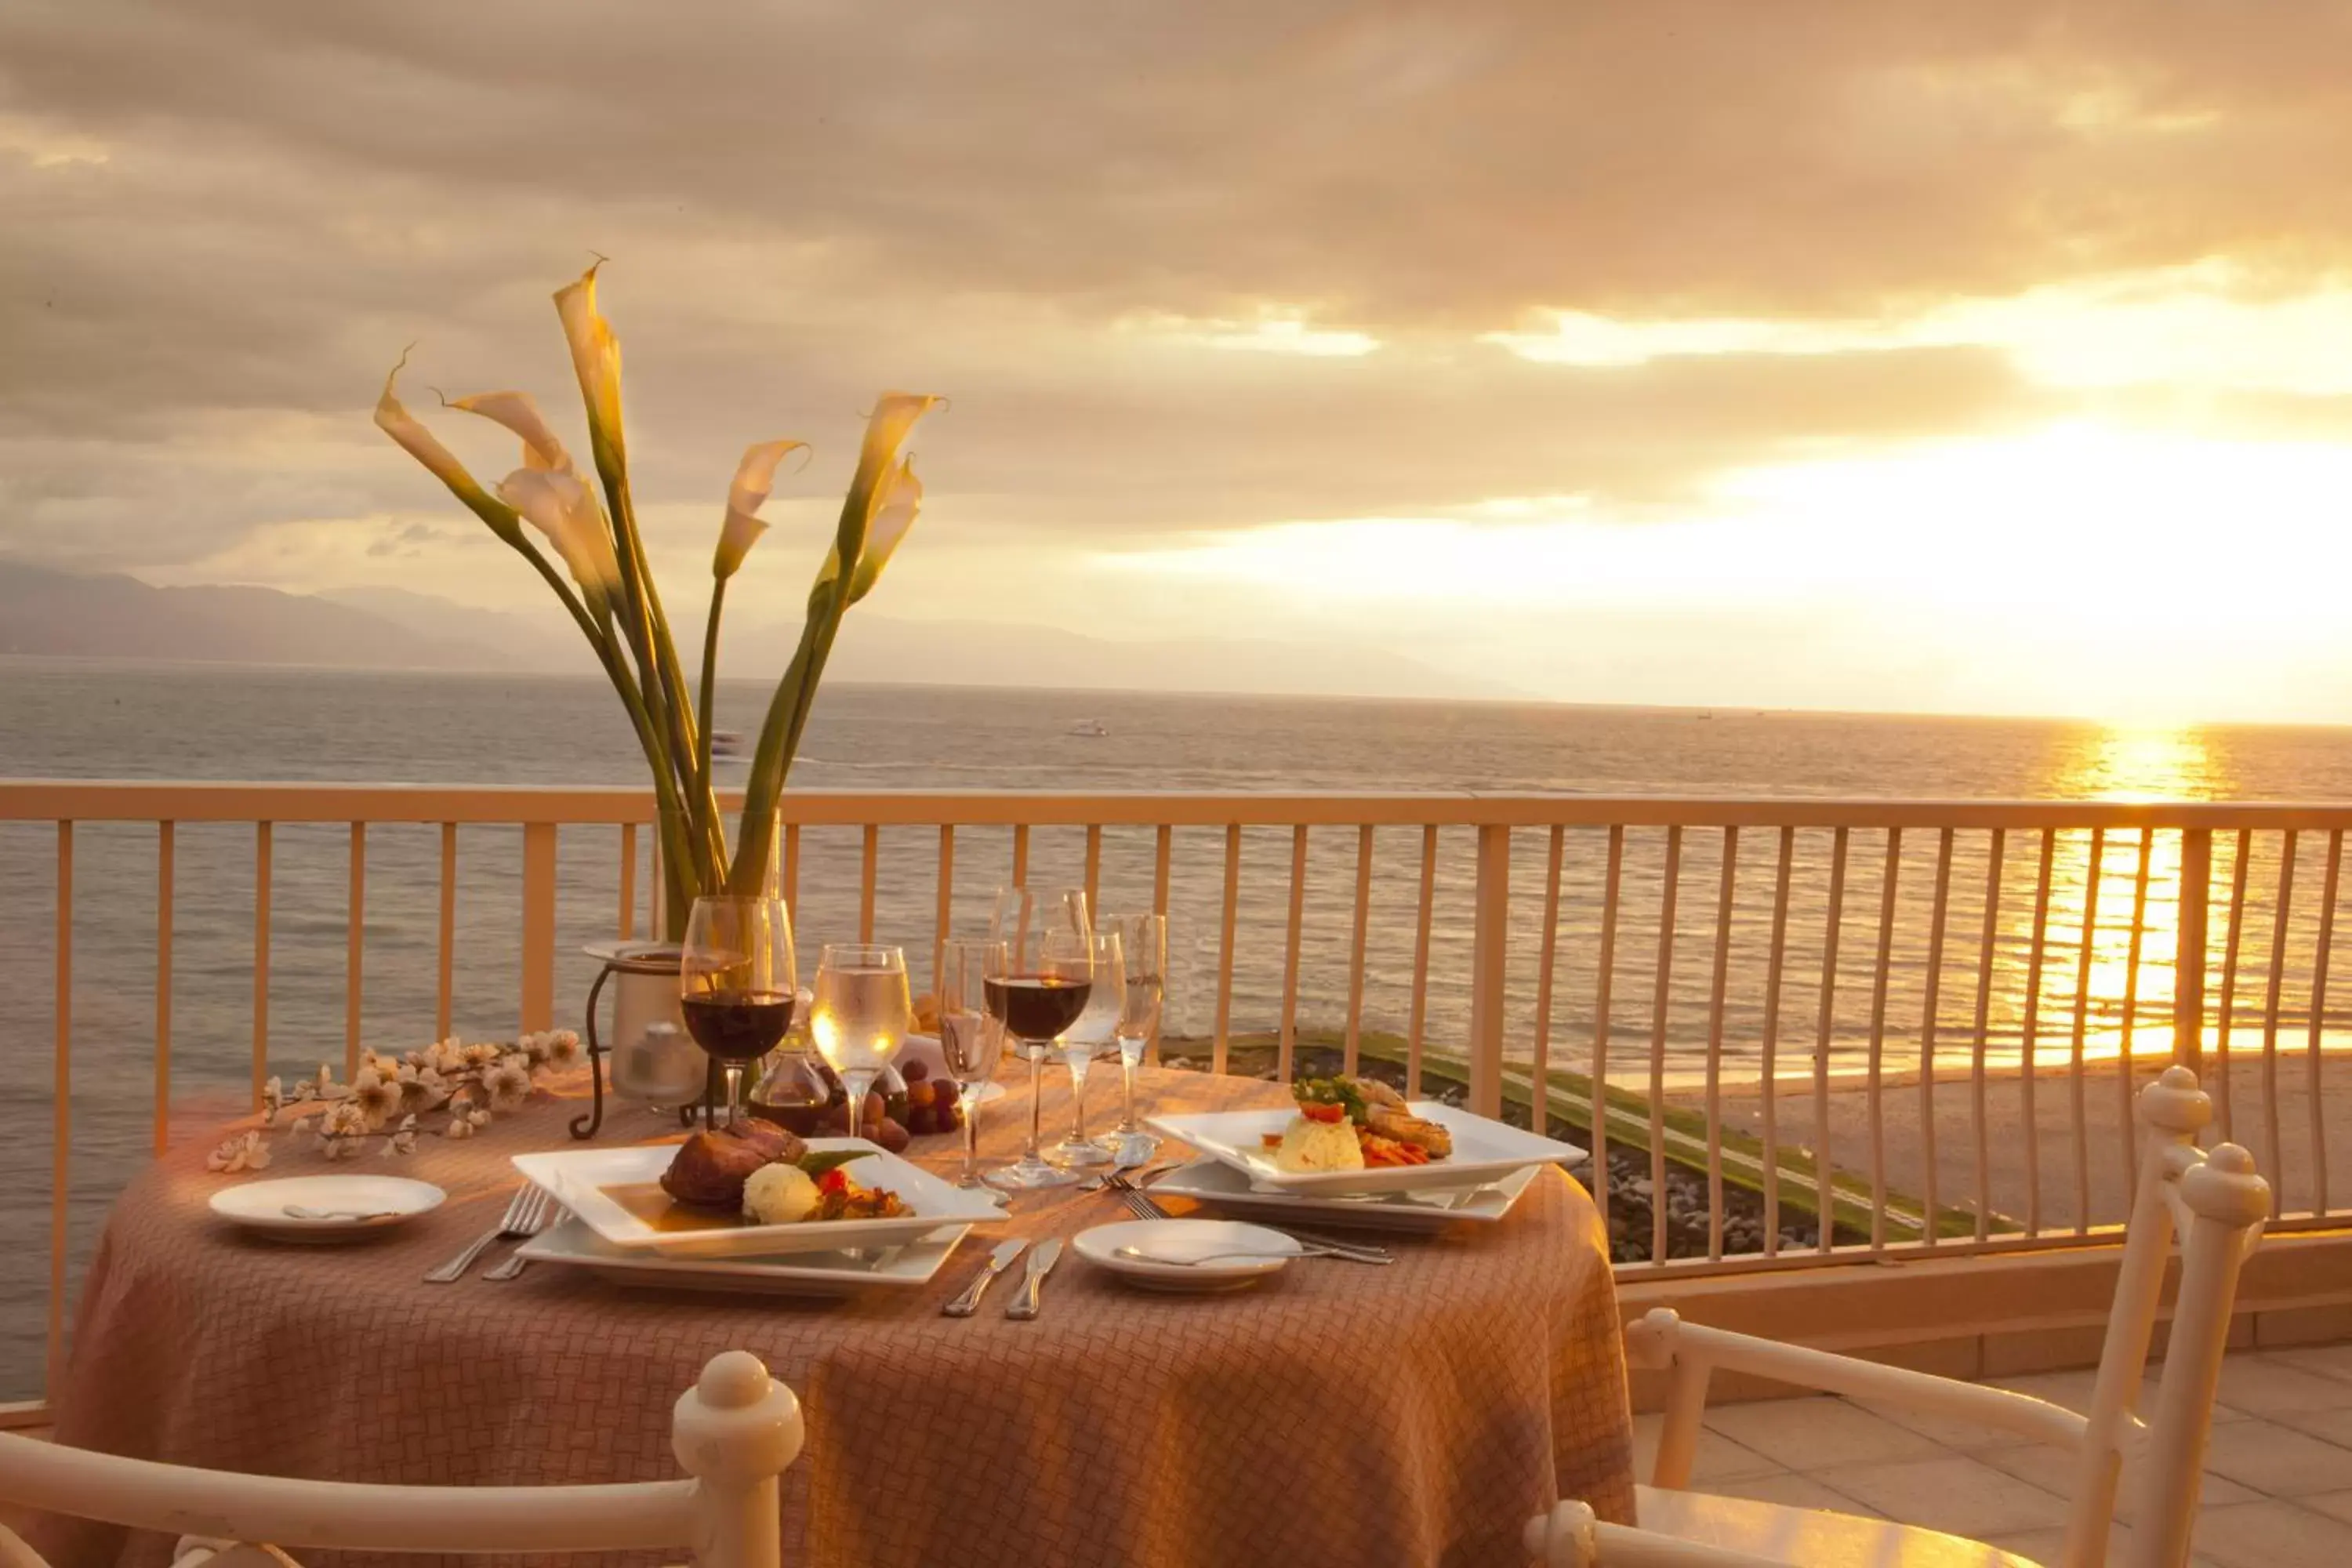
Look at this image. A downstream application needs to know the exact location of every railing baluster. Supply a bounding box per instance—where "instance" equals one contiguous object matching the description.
[1408,825,1438,1098]
[1468,825,1512,1119]
[781,821,800,914]
[1011,823,1030,889]
[2021,829,2054,1237]
[346,822,366,1076]
[1345,824,1374,1076]
[1083,825,1102,916]
[1531,826,1566,1116]
[1759,825,1793,1257]
[1865,828,1902,1251]
[437,823,456,1040]
[1918,828,1954,1247]
[1279,826,1308,1084]
[155,820,173,1156]
[618,822,637,940]
[2309,830,2340,1215]
[1813,826,1849,1255]
[1151,824,1172,1066]
[1704,827,1738,1261]
[2262,830,2296,1218]
[933,824,956,999]
[1970,829,2005,1244]
[858,824,879,943]
[253,821,272,1105]
[52,821,72,1399]
[2215,829,2252,1142]
[2118,828,2152,1195]
[1593,826,1624,1248]
[1214,822,1240,1076]
[2176,827,2212,1078]
[1650,826,1683,1267]
[521,822,557,1033]
[2070,828,2105,1234]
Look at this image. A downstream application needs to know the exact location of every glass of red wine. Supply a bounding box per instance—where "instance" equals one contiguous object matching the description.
[678,895,798,1128]
[982,924,1094,1192]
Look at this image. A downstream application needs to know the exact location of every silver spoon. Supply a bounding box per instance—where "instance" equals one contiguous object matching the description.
[1114,1243,1388,1267]
[283,1204,398,1221]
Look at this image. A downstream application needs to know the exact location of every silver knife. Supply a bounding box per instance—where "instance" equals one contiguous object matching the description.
[1004,1237,1063,1320]
[942,1238,1029,1318]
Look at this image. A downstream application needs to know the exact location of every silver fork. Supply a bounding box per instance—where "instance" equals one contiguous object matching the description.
[483,1190,561,1281]
[1105,1174,1394,1264]
[424,1186,543,1283]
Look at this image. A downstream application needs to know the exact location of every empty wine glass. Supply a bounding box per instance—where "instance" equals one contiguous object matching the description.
[938,938,1006,1188]
[677,896,797,1129]
[1096,912,1165,1164]
[1045,929,1123,1170]
[982,924,1094,1191]
[808,943,912,1146]
[990,885,1090,971]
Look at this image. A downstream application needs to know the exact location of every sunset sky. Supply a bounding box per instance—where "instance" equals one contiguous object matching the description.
[8,3,2352,720]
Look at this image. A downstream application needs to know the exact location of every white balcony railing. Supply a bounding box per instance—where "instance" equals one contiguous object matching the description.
[9,782,2352,1419]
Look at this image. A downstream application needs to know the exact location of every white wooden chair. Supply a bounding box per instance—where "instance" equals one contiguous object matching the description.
[1529,1065,2270,1568]
[0,1348,801,1567]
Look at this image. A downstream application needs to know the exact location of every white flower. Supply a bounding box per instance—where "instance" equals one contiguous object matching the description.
[542,1029,582,1068]
[349,1069,401,1131]
[290,1078,318,1103]
[466,1105,493,1128]
[385,1115,419,1156]
[711,438,807,580]
[847,457,923,605]
[205,1131,271,1174]
[363,1051,405,1082]
[554,261,625,463]
[315,1064,335,1093]
[462,1042,503,1070]
[484,1058,532,1112]
[443,1116,475,1141]
[496,466,622,612]
[429,1038,469,1075]
[448,389,572,473]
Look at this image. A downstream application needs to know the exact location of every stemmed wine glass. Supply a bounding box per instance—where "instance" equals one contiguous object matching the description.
[1096,912,1165,1164]
[1045,930,1123,1169]
[937,938,1006,1188]
[982,922,1094,1191]
[678,895,798,1129]
[808,943,913,1146]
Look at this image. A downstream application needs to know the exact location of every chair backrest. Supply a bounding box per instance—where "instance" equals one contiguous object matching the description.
[0,1349,802,1568]
[2063,1066,2268,1568]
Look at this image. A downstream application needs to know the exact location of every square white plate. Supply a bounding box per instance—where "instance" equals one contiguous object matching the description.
[510,1138,1004,1258]
[1144,1102,1586,1196]
[1147,1156,1552,1230]
[514,1215,968,1295]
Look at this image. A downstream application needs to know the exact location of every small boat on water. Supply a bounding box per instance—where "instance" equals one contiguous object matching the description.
[1067,718,1110,738]
[710,729,746,760]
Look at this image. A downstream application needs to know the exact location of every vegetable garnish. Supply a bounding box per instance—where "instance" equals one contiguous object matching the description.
[1292,1077,1368,1124]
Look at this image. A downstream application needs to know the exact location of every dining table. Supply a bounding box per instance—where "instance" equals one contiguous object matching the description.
[31,1065,1636,1568]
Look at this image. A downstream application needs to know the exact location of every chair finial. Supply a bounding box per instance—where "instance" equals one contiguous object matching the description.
[2139,1067,2212,1135]
[2181,1142,2270,1226]
[673,1352,804,1485]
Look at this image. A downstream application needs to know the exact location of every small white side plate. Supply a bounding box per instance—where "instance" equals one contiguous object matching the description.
[515,1215,968,1296]
[209,1174,446,1243]
[1149,1156,1548,1230]
[511,1138,1004,1258]
[1073,1218,1301,1292]
[1145,1102,1585,1196]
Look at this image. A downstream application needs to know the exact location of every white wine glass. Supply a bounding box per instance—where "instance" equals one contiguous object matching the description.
[1045,930,1123,1170]
[982,926,1094,1191]
[808,943,912,1146]
[938,938,1006,1189]
[677,895,797,1129]
[1096,912,1165,1164]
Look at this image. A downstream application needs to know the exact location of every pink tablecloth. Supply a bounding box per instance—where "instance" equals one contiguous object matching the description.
[34,1069,1635,1568]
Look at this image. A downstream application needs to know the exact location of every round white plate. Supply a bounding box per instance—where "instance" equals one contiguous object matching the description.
[1073,1218,1301,1291]
[209,1174,446,1243]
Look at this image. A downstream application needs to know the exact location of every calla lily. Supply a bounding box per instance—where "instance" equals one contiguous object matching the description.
[448,390,571,473]
[554,263,625,466]
[498,467,621,617]
[851,392,944,488]
[374,356,525,549]
[712,438,807,580]
[847,458,922,604]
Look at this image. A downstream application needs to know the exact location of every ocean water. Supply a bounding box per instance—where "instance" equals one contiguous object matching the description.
[8,658,2352,1398]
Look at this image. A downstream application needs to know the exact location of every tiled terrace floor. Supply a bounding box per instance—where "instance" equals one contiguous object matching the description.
[1639,1344,2352,1566]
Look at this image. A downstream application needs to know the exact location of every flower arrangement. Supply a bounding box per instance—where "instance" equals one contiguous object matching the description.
[205,1030,583,1171]
[375,262,942,935]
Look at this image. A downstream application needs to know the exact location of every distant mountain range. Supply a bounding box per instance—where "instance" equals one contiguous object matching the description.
[0,561,1516,701]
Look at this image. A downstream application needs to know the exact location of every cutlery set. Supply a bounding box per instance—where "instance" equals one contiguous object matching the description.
[423,1185,564,1283]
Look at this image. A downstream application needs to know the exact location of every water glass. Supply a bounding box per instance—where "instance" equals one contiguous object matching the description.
[1096,912,1165,1164]
[808,943,912,1146]
[1045,930,1123,1169]
[937,938,1006,1188]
